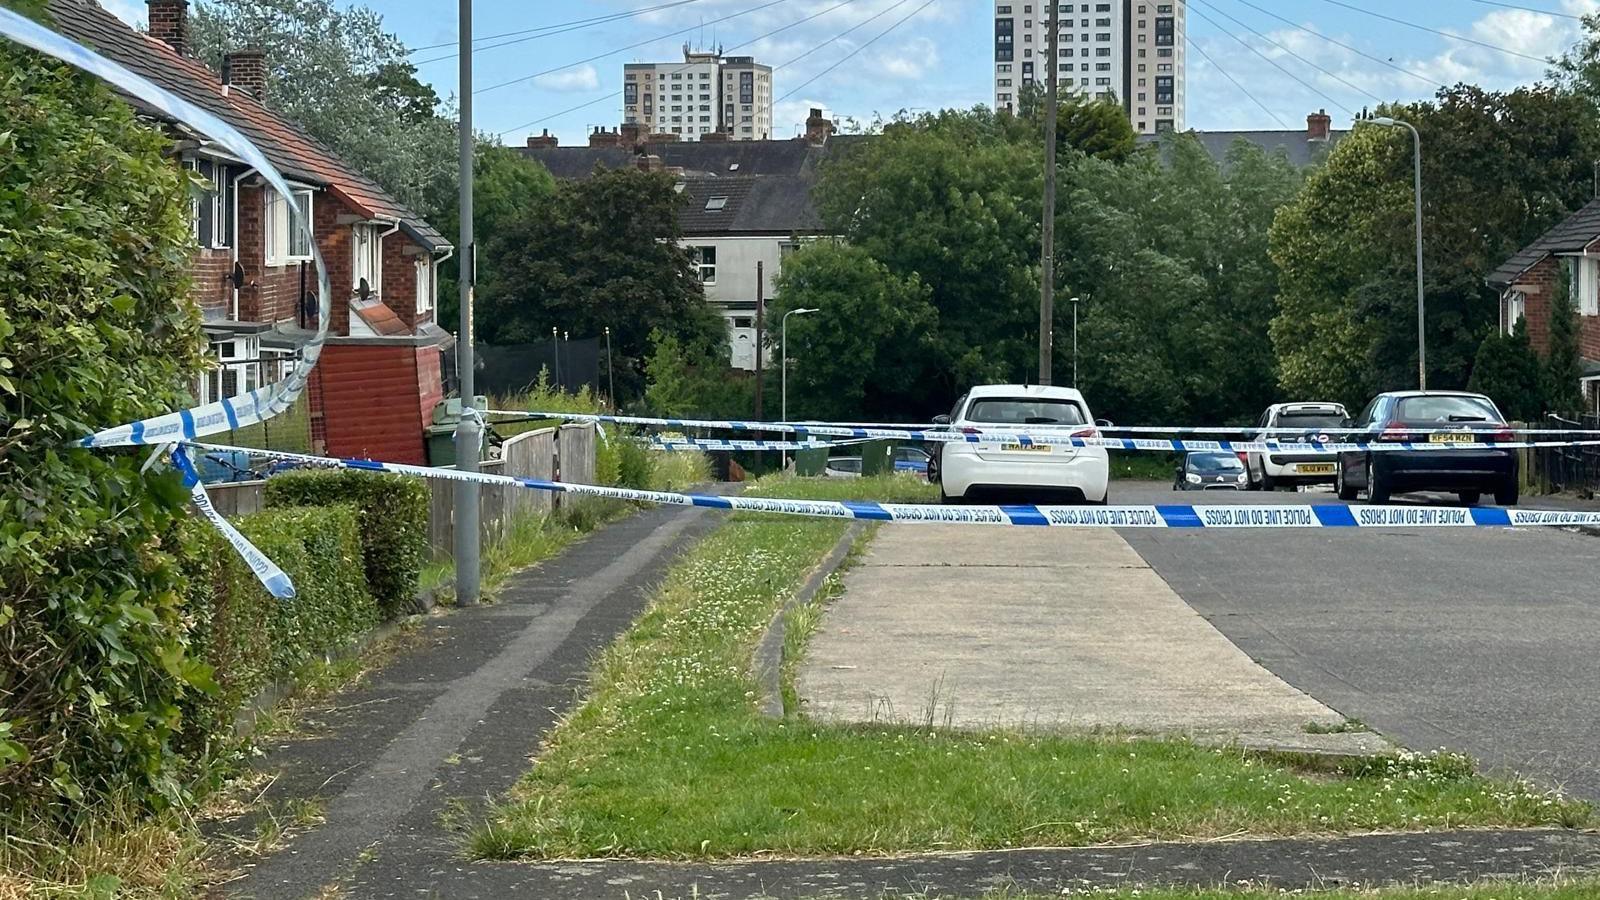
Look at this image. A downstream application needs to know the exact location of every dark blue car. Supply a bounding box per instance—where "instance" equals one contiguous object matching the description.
[1335,391,1518,506]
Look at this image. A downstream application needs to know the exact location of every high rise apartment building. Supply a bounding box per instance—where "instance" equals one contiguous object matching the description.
[623,45,774,141]
[993,1,1185,135]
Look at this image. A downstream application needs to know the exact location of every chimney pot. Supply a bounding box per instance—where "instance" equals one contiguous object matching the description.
[588,127,622,148]
[147,0,190,56]
[1307,108,1333,142]
[222,49,267,101]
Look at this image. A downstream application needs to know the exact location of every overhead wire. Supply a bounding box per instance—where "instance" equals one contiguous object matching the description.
[408,1,707,58]
[1186,32,1289,128]
[1227,0,1446,90]
[496,0,869,137]
[774,0,912,72]
[475,0,791,96]
[1189,0,1385,106]
[1317,0,1548,62]
[1460,0,1582,20]
[1186,1,1357,115]
[778,0,936,102]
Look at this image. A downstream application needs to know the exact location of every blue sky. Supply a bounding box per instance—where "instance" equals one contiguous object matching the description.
[106,0,1600,144]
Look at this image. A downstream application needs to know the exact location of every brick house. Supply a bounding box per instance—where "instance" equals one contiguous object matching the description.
[1488,200,1600,408]
[48,0,454,464]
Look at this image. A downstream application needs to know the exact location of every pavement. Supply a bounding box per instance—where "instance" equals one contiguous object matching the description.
[213,502,725,900]
[1114,481,1600,801]
[796,523,1380,750]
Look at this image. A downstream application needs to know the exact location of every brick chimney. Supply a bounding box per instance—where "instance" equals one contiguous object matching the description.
[699,130,730,143]
[147,0,189,55]
[525,129,558,149]
[636,154,665,172]
[1307,108,1332,142]
[805,107,834,147]
[588,127,621,148]
[222,50,266,101]
[619,120,644,150]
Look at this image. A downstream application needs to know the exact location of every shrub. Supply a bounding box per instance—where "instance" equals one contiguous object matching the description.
[614,434,656,490]
[178,505,376,745]
[263,470,428,618]
[1468,319,1544,421]
[0,14,209,823]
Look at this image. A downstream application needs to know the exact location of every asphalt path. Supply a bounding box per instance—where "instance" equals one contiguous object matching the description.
[1114,481,1600,801]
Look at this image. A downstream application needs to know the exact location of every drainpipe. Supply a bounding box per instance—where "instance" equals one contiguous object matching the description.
[230,166,257,321]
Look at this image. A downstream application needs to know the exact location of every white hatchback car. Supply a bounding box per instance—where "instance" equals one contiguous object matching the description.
[930,385,1110,504]
[1244,401,1348,490]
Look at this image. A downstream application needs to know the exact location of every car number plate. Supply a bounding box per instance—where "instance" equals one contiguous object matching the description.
[1001,443,1052,452]
[1428,432,1476,444]
[1297,463,1335,475]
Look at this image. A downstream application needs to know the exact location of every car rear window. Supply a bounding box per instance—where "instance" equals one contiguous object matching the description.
[828,457,862,472]
[1277,411,1345,429]
[964,398,1086,425]
[1395,395,1503,425]
[1189,453,1243,472]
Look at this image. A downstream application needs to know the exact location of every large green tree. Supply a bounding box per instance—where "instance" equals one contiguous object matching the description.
[190,0,456,218]
[1271,85,1600,409]
[477,166,725,401]
[1468,318,1545,421]
[769,242,937,421]
[1017,83,1139,164]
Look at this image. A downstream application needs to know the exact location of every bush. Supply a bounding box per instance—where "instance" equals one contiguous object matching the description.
[0,14,209,823]
[1468,319,1545,421]
[263,470,429,618]
[179,505,377,745]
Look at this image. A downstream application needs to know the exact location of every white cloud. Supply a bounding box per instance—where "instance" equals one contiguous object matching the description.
[533,64,601,93]
[870,36,938,80]
[101,0,145,27]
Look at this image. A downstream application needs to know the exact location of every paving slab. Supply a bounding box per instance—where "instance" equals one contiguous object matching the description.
[798,526,1350,740]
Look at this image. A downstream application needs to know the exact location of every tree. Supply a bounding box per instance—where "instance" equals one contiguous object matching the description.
[642,330,755,419]
[190,0,456,218]
[429,144,556,331]
[1468,318,1545,421]
[1,9,210,822]
[477,166,726,401]
[1017,83,1138,163]
[1545,266,1585,416]
[769,242,937,421]
[1270,86,1600,410]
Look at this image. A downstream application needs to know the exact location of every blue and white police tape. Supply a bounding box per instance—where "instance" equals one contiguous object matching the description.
[647,437,865,452]
[0,10,332,450]
[184,442,1600,531]
[170,446,295,598]
[514,412,1600,454]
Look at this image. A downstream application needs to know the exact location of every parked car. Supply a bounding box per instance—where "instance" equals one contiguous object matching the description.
[824,455,863,478]
[1175,451,1250,491]
[1245,402,1349,490]
[929,384,1110,504]
[893,445,931,475]
[1335,391,1518,506]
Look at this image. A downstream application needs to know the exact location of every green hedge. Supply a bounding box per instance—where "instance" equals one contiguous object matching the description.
[180,505,377,743]
[264,470,429,618]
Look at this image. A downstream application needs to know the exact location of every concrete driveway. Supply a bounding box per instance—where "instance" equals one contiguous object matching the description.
[1113,481,1600,800]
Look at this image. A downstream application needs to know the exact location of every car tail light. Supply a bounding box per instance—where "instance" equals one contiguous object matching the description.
[1380,424,1412,442]
[1488,428,1514,442]
[1070,427,1098,439]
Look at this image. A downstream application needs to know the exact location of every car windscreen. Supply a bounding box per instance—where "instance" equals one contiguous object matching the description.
[828,457,862,472]
[1395,395,1503,425]
[1276,411,1345,430]
[1188,453,1243,472]
[963,398,1086,426]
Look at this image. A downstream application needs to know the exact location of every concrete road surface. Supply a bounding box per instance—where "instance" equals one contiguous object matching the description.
[1113,481,1600,801]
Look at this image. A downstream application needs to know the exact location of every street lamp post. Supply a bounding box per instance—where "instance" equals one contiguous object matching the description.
[550,325,560,391]
[1365,115,1426,390]
[1067,296,1082,388]
[781,307,819,469]
[604,326,615,411]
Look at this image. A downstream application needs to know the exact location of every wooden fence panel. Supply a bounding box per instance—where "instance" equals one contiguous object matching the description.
[558,424,597,485]
[209,480,266,517]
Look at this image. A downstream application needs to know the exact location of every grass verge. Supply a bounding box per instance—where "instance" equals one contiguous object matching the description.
[469,478,1588,860]
[853,880,1600,899]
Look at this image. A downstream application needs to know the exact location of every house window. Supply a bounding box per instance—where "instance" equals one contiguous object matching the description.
[186,159,232,250]
[692,245,716,283]
[415,258,434,316]
[198,336,260,405]
[265,187,313,265]
[352,224,384,294]
[1504,290,1526,334]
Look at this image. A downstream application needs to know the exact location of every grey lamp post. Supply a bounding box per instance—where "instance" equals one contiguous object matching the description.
[1365,115,1426,390]
[1067,296,1082,388]
[781,307,819,468]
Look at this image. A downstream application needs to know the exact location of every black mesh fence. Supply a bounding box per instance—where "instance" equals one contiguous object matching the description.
[473,337,601,398]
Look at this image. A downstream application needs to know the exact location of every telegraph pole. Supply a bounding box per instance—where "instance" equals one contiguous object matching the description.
[754,260,765,419]
[1038,0,1059,385]
[453,0,481,606]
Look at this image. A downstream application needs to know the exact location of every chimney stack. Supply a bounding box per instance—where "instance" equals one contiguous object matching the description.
[636,154,665,172]
[805,107,834,147]
[147,0,190,55]
[222,50,267,101]
[1307,108,1332,142]
[588,127,622,148]
[619,120,644,150]
[525,129,558,150]
[699,130,730,143]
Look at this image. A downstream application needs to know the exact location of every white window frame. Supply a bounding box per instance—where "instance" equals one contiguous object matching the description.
[1504,290,1526,334]
[265,187,314,266]
[352,224,384,295]
[198,336,261,405]
[1562,254,1600,316]
[415,258,434,316]
[693,245,716,284]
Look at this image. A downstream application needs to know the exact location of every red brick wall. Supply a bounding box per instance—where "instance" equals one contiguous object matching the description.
[1512,256,1600,360]
[381,235,417,330]
[235,183,317,326]
[189,247,233,320]
[312,344,428,464]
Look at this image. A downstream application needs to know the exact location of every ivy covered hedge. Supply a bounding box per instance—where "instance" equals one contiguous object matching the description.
[180,506,377,745]
[263,470,429,618]
[0,8,210,823]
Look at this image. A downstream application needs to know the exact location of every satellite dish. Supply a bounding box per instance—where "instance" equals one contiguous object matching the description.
[230,261,245,290]
[357,277,371,301]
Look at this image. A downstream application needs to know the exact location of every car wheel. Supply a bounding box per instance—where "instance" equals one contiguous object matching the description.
[1457,491,1481,506]
[1260,471,1277,492]
[1336,462,1359,502]
[1366,461,1391,504]
[1495,477,1519,507]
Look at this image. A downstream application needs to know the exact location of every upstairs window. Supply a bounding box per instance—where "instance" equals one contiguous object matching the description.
[265,187,313,265]
[352,223,384,294]
[692,245,716,283]
[415,258,434,316]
